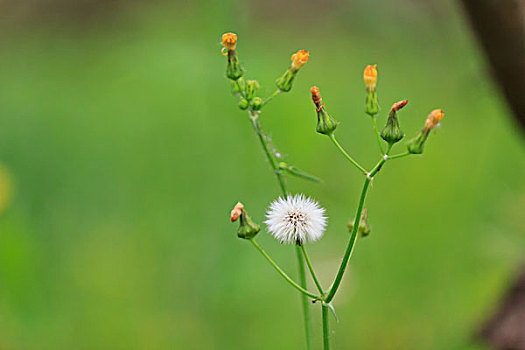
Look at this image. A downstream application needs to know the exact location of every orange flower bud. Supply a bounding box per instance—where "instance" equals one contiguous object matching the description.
[424,109,445,130]
[363,64,378,92]
[230,202,244,222]
[391,100,408,112]
[221,32,238,55]
[311,86,323,110]
[291,50,309,70]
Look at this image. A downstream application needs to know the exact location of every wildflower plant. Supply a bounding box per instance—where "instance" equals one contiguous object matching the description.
[221,32,445,349]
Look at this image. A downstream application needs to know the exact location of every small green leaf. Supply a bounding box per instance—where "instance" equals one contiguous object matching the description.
[279,163,322,183]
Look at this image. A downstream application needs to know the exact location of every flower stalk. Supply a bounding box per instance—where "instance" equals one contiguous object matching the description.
[222,32,446,349]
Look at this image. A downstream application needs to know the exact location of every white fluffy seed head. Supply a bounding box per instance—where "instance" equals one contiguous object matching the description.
[265,194,327,245]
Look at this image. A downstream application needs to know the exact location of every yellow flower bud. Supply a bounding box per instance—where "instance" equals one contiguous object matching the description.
[221,32,238,55]
[424,109,445,130]
[363,64,378,92]
[291,50,309,71]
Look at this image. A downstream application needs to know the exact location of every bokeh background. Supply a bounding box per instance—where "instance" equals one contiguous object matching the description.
[0,0,523,349]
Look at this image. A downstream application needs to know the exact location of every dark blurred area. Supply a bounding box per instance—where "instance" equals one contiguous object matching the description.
[460,0,525,129]
[0,0,523,349]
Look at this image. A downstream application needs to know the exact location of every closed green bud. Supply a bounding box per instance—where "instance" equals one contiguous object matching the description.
[381,100,407,145]
[316,108,339,135]
[406,109,445,154]
[238,98,249,110]
[230,202,260,239]
[276,68,296,92]
[226,51,244,81]
[365,91,379,116]
[245,80,260,100]
[347,209,371,237]
[406,128,430,154]
[250,97,262,111]
[230,78,244,94]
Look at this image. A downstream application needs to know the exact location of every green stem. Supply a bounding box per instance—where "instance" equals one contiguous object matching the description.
[300,245,324,295]
[370,115,385,155]
[295,245,312,350]
[328,133,367,175]
[250,239,322,300]
[248,111,313,350]
[324,177,370,303]
[322,304,331,350]
[262,89,281,106]
[249,113,287,195]
[325,145,393,303]
[388,151,410,160]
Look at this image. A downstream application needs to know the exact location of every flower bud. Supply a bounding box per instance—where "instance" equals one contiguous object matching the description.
[406,129,430,154]
[363,65,377,92]
[291,50,309,71]
[276,69,295,92]
[406,109,445,154]
[238,98,249,110]
[276,50,309,92]
[221,32,238,54]
[226,51,244,81]
[380,100,407,145]
[363,65,379,116]
[245,80,260,100]
[230,78,244,94]
[365,90,379,116]
[250,97,262,111]
[311,86,339,135]
[230,202,260,239]
[221,33,243,80]
[424,109,444,131]
[230,202,244,222]
[347,209,371,237]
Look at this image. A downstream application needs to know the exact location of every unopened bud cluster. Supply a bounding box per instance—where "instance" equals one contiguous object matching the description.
[221,33,310,113]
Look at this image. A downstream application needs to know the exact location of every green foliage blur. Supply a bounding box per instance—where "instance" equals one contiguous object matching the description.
[0,1,523,349]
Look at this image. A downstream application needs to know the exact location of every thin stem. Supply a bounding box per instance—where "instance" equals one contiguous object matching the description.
[248,111,313,349]
[324,177,370,303]
[328,133,367,175]
[388,151,410,160]
[250,239,322,300]
[249,113,287,195]
[295,245,312,350]
[262,89,281,106]
[322,304,331,350]
[370,115,385,154]
[325,145,393,303]
[300,245,324,295]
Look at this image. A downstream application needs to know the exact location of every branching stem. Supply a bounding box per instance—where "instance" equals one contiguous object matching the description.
[324,144,392,303]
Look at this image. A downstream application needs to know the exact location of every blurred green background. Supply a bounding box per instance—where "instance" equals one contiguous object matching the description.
[0,0,523,349]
